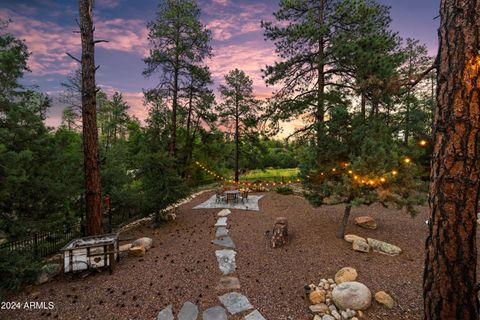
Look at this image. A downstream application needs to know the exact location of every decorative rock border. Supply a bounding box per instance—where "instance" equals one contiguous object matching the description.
[120,189,214,233]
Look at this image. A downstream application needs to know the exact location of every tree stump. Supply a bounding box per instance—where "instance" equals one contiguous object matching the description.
[271,217,288,248]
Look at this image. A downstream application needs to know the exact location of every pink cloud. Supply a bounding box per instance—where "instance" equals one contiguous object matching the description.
[0,9,148,76]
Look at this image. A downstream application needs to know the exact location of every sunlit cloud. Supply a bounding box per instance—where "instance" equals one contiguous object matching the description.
[0,9,148,76]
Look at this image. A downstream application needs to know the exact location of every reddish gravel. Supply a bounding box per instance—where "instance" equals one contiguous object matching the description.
[2,191,439,320]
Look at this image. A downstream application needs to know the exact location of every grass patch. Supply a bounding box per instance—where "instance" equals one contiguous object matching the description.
[240,168,299,182]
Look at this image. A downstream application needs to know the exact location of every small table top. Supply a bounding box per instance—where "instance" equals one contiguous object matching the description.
[224,190,240,195]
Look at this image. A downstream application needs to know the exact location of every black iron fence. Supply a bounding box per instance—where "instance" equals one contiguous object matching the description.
[0,223,81,258]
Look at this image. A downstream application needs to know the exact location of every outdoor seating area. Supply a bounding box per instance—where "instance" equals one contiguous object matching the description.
[215,187,249,204]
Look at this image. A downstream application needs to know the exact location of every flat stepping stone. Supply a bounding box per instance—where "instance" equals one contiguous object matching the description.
[178,301,198,320]
[217,209,231,217]
[202,306,227,320]
[245,310,266,320]
[219,292,253,315]
[215,217,228,227]
[216,276,241,291]
[215,249,236,275]
[215,227,229,238]
[157,305,174,320]
[212,236,235,248]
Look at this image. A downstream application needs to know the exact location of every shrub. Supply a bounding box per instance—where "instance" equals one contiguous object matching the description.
[0,251,42,300]
[275,185,294,195]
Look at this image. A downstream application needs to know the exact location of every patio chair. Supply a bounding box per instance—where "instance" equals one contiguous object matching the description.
[215,190,227,203]
[240,190,249,204]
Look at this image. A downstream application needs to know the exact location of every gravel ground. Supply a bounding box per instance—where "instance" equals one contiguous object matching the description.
[2,191,438,320]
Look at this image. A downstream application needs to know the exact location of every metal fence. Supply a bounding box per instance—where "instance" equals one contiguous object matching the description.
[0,223,81,258]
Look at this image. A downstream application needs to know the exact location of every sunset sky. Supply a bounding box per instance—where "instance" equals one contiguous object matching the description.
[0,0,439,134]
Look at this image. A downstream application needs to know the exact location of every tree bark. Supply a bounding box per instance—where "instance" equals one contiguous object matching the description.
[316,0,325,149]
[234,94,240,183]
[337,202,352,239]
[79,0,102,236]
[423,1,480,319]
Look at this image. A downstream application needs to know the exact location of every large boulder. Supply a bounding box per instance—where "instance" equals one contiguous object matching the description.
[375,291,395,308]
[132,237,153,250]
[354,216,377,229]
[332,281,372,311]
[335,267,358,284]
[36,263,62,285]
[367,238,402,256]
[344,234,366,243]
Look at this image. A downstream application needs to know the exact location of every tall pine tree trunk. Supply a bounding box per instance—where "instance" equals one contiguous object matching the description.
[234,97,240,183]
[316,0,325,149]
[171,60,179,158]
[79,0,102,236]
[423,1,480,319]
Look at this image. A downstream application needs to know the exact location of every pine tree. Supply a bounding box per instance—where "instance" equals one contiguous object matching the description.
[143,0,212,158]
[423,0,480,318]
[217,69,261,182]
[79,0,102,236]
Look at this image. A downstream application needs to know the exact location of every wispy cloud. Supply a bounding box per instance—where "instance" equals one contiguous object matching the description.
[0,9,148,76]
[208,41,278,98]
[201,1,271,41]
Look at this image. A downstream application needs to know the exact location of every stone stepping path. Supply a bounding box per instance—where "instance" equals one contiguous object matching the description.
[215,249,237,275]
[215,227,229,238]
[212,236,235,248]
[178,301,199,320]
[245,310,267,320]
[216,276,241,291]
[218,292,253,315]
[157,207,267,320]
[215,217,228,227]
[202,306,228,320]
[158,305,174,320]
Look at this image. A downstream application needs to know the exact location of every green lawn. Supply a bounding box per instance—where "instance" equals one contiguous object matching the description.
[240,168,300,182]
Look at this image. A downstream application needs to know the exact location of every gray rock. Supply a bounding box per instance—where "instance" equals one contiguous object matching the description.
[36,263,62,285]
[217,209,231,217]
[218,292,253,314]
[352,239,370,253]
[202,306,227,320]
[340,310,349,319]
[331,309,341,320]
[212,236,235,248]
[178,301,198,320]
[215,249,236,275]
[367,238,402,256]
[309,303,328,313]
[328,304,337,312]
[216,276,241,291]
[322,315,335,320]
[215,227,229,238]
[332,281,372,311]
[244,309,266,320]
[215,217,228,227]
[158,305,174,320]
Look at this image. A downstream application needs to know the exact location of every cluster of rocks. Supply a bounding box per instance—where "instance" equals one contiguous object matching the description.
[345,216,402,256]
[119,236,153,257]
[306,267,395,320]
